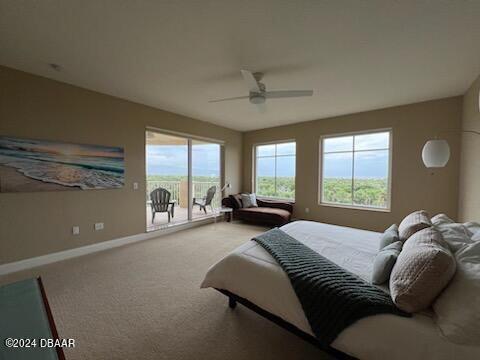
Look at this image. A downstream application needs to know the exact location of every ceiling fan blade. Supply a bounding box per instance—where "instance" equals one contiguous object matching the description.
[208,95,249,103]
[240,70,260,92]
[265,90,313,99]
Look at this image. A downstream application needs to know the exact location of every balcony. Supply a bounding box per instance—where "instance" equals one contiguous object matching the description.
[146,179,221,231]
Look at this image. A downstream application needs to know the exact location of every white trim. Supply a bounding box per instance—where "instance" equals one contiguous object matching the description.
[252,138,296,147]
[0,218,216,276]
[318,127,392,139]
[146,126,225,145]
[320,201,391,213]
[253,140,296,200]
[257,196,295,203]
[318,128,393,212]
[188,138,193,220]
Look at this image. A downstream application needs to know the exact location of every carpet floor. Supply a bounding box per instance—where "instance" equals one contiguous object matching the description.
[0,222,333,360]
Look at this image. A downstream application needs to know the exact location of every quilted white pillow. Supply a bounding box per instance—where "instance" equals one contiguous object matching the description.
[433,240,480,345]
[398,210,431,242]
[390,228,456,313]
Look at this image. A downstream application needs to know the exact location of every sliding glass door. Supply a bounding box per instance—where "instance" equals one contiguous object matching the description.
[146,130,222,231]
[192,140,221,220]
[146,132,188,230]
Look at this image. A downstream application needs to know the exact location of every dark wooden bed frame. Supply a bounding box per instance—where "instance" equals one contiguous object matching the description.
[216,288,356,360]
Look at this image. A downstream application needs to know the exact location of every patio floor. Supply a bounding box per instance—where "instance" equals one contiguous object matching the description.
[146,204,218,232]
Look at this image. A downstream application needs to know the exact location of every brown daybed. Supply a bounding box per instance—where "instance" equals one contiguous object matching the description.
[222,194,293,226]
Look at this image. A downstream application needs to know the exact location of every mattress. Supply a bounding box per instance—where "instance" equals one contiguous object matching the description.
[201,220,480,360]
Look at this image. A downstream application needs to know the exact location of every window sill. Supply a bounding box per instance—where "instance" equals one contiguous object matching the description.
[319,202,391,213]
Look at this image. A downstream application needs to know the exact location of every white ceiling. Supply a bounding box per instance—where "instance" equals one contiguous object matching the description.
[1,1,479,132]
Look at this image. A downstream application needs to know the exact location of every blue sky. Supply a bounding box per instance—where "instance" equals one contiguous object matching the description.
[321,132,390,178]
[147,133,389,179]
[147,144,220,176]
[255,133,390,179]
[255,152,388,178]
[322,151,389,178]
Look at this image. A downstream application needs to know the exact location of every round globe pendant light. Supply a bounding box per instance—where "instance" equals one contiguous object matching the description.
[422,139,450,168]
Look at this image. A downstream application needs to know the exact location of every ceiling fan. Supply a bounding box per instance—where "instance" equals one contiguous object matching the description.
[209,70,313,105]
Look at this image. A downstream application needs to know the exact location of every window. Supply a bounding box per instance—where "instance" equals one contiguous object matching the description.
[255,141,295,200]
[320,130,391,210]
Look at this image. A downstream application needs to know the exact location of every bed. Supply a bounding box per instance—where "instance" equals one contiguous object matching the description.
[201,220,480,360]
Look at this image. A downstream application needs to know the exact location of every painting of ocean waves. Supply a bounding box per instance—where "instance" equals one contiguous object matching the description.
[0,136,124,192]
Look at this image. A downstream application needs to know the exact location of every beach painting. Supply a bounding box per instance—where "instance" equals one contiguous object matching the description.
[0,136,125,193]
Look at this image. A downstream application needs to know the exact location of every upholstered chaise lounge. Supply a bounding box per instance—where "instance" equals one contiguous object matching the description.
[222,194,293,226]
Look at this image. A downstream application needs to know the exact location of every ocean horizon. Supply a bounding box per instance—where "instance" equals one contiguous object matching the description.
[0,136,125,190]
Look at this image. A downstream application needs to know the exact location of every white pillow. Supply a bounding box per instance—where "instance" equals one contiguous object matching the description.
[431,213,455,226]
[473,232,480,242]
[464,222,480,240]
[432,214,480,242]
[398,210,431,241]
[433,214,475,253]
[433,241,480,345]
[240,193,258,208]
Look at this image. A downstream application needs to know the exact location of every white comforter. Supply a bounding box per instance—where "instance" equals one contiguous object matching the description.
[201,221,480,360]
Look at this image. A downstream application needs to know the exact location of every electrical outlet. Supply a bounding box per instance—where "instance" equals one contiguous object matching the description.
[305,208,310,214]
[72,226,80,235]
[94,222,104,231]
[133,182,139,190]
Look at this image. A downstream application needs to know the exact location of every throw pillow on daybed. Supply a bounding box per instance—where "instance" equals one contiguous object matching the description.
[241,193,258,208]
[229,194,243,209]
[390,227,456,313]
[398,210,431,242]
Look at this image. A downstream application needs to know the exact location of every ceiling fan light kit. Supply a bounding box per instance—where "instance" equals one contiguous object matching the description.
[209,69,314,107]
[250,94,266,104]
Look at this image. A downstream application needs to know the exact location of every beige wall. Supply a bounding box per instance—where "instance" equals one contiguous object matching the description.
[458,74,480,222]
[243,97,462,232]
[0,64,470,265]
[0,66,242,265]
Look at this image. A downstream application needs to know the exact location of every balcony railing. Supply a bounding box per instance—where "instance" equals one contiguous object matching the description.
[147,180,181,202]
[147,180,221,209]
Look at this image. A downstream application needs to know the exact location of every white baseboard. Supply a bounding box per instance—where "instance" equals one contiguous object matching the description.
[0,217,216,276]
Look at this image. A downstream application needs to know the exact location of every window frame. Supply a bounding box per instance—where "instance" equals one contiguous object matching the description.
[253,139,296,201]
[318,128,393,212]
[145,127,225,227]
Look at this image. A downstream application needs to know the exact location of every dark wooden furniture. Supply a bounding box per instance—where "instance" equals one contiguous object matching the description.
[222,195,293,226]
[39,278,66,360]
[150,188,175,223]
[193,186,216,214]
[216,288,355,360]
